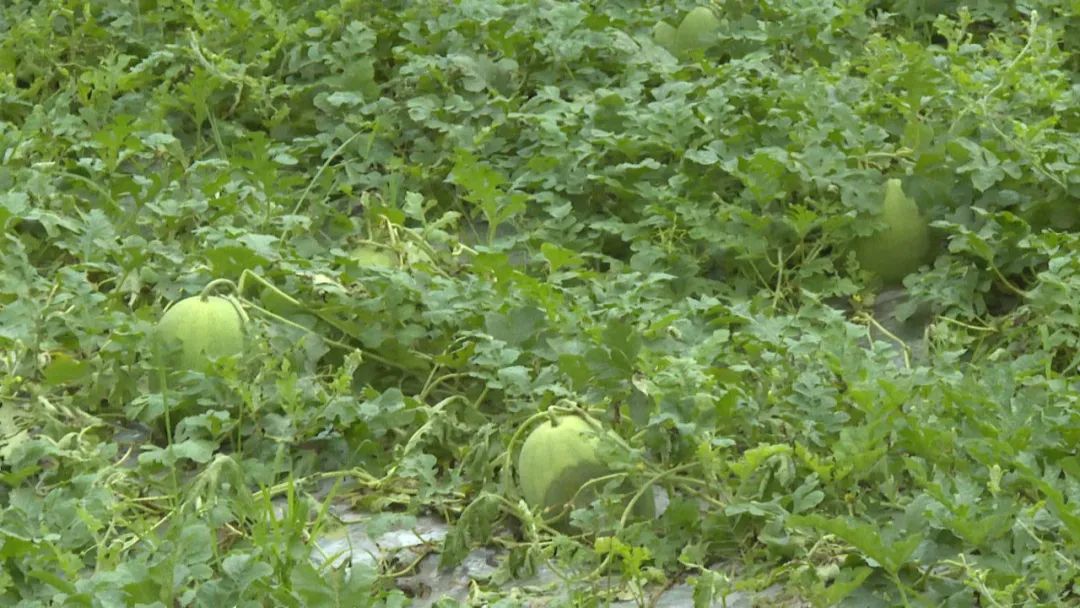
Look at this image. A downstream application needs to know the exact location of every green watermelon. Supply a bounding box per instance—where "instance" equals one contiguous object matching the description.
[516,414,654,528]
[675,7,720,54]
[853,178,931,284]
[652,21,678,52]
[154,294,247,373]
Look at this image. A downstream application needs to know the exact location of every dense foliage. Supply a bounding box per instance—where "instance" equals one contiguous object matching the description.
[1,0,1078,606]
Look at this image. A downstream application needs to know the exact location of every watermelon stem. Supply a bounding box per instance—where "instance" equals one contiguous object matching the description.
[380,394,467,482]
[236,269,303,309]
[260,466,380,498]
[855,311,912,370]
[417,371,471,402]
[240,301,354,351]
[198,278,239,300]
[578,464,703,581]
[236,269,427,372]
[546,407,560,427]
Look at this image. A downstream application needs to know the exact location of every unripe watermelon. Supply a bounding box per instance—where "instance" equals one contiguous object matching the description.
[675,7,720,54]
[154,295,247,373]
[516,414,654,528]
[652,21,678,52]
[853,179,931,284]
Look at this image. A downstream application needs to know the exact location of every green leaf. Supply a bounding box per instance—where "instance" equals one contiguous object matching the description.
[221,553,273,593]
[728,444,793,481]
[788,514,922,575]
[41,352,91,387]
[815,566,873,605]
[540,241,584,273]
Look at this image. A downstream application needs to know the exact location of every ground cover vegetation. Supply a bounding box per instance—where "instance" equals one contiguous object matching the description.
[1,0,1078,605]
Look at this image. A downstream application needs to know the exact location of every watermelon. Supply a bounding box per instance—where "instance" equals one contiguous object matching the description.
[652,21,678,52]
[675,7,720,54]
[853,178,931,284]
[154,294,247,373]
[516,414,654,528]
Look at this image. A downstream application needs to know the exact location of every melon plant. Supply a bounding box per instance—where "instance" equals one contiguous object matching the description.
[154,294,247,373]
[675,6,720,54]
[516,413,654,528]
[853,178,931,284]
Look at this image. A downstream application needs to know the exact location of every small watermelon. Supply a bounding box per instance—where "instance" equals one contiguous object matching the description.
[154,294,247,373]
[652,21,678,52]
[516,414,654,528]
[675,7,720,54]
[853,179,931,284]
